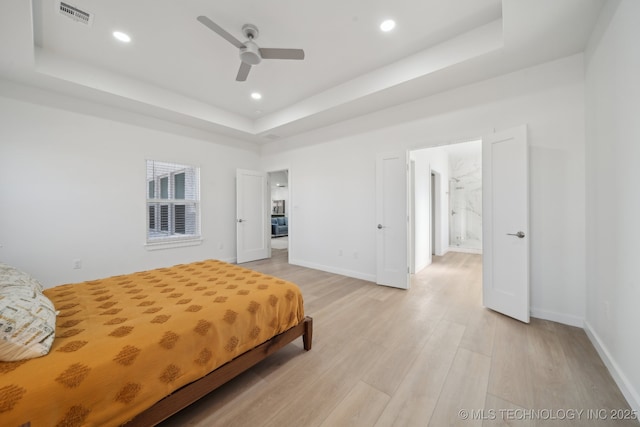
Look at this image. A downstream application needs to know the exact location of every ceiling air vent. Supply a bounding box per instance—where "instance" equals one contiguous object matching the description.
[58,2,93,26]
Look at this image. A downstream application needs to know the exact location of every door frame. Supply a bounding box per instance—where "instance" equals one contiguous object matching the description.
[431,170,443,257]
[267,168,291,262]
[409,151,448,273]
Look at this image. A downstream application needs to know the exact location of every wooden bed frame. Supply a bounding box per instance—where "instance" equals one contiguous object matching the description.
[124,316,313,426]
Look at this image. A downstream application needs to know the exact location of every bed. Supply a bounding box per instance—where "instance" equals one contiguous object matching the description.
[0,259,312,426]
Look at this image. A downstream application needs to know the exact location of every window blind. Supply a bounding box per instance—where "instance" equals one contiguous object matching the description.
[146,160,200,242]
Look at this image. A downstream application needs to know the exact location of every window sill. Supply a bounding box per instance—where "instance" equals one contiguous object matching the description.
[145,237,203,251]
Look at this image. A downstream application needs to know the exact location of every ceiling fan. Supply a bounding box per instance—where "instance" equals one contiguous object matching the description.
[197,16,305,82]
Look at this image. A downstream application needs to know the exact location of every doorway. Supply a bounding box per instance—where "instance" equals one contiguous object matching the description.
[268,170,289,256]
[431,173,436,256]
[400,127,529,322]
[410,139,482,274]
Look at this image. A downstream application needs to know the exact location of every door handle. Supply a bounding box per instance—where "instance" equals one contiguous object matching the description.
[237,219,246,223]
[507,231,525,238]
[377,224,385,229]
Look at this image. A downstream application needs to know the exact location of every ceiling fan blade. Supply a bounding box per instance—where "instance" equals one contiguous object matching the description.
[236,62,252,81]
[259,48,305,60]
[197,16,245,49]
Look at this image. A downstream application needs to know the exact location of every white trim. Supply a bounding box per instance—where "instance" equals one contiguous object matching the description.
[448,246,482,254]
[144,237,203,251]
[290,258,376,282]
[530,307,583,328]
[146,160,201,244]
[584,321,640,414]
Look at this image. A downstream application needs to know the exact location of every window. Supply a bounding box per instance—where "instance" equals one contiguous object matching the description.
[146,160,200,246]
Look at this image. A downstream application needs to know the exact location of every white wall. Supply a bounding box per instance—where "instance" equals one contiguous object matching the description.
[448,145,482,251]
[411,146,449,272]
[0,51,590,334]
[0,90,259,287]
[584,0,640,412]
[263,142,378,280]
[261,54,587,325]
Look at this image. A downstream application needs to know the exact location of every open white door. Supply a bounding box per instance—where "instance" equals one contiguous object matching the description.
[236,169,269,264]
[376,151,410,289]
[482,125,530,323]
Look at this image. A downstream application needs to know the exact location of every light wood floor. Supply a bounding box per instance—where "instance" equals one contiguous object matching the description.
[159,251,636,427]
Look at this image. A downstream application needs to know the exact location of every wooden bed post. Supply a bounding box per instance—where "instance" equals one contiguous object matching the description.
[303,316,313,351]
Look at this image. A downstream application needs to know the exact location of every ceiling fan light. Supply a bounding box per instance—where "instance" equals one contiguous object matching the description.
[380,19,396,32]
[240,41,262,65]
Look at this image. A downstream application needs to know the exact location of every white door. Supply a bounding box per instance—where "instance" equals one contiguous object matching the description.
[376,152,410,289]
[236,169,269,263]
[482,125,529,323]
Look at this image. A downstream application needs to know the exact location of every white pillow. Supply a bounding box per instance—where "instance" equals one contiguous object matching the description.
[0,262,44,295]
[0,263,56,361]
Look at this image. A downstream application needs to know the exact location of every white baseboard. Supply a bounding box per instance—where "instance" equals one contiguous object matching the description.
[530,307,583,328]
[289,258,376,282]
[448,246,483,254]
[414,259,432,274]
[435,248,449,256]
[584,321,640,414]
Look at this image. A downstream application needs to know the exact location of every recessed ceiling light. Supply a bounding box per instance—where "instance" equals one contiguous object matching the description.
[113,31,131,43]
[380,19,396,32]
[251,92,262,100]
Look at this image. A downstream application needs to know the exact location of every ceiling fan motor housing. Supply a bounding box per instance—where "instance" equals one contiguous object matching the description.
[240,40,261,65]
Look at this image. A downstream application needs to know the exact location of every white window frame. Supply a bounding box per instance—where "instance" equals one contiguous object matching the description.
[145,160,202,250]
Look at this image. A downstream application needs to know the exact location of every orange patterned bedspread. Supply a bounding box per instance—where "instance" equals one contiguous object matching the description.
[0,259,305,426]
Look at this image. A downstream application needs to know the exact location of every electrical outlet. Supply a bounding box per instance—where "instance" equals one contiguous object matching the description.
[72,259,82,270]
[338,249,343,256]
